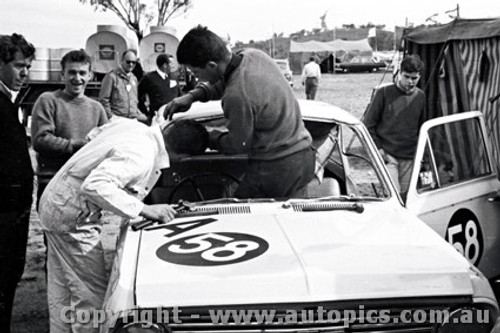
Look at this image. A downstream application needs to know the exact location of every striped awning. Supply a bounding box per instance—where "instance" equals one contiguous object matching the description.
[404,18,500,172]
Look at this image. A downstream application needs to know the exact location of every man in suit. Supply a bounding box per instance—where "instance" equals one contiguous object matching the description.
[0,33,35,333]
[138,53,181,125]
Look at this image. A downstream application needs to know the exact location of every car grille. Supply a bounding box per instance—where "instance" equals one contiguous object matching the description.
[118,296,474,333]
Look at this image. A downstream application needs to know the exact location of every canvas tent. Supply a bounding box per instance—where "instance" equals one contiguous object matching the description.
[404,18,500,171]
[289,39,373,73]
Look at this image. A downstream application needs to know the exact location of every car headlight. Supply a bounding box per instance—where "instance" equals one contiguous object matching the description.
[468,265,498,304]
[439,307,493,332]
[113,322,166,333]
[437,265,500,332]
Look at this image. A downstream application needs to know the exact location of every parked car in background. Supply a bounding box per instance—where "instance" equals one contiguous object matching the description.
[336,55,387,73]
[100,100,499,332]
[274,58,294,86]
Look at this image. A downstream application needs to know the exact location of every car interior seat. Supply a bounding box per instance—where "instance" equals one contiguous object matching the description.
[304,177,341,198]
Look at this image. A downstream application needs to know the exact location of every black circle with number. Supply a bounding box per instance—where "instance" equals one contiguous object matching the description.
[445,209,483,266]
[157,232,269,266]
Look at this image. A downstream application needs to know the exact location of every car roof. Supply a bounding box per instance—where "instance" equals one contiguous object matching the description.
[171,99,360,126]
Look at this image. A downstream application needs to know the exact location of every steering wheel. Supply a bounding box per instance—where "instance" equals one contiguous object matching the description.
[168,172,241,203]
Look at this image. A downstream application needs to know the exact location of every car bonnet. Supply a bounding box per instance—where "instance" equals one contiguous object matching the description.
[133,202,473,308]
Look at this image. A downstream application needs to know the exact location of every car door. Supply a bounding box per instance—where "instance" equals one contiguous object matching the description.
[406,111,500,279]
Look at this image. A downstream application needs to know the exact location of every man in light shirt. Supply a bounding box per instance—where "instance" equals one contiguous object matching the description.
[301,56,322,100]
[37,118,207,333]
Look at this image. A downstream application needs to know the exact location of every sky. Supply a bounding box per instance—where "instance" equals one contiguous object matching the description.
[2,0,500,49]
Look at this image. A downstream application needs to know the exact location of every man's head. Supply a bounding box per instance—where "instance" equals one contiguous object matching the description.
[0,33,35,91]
[397,54,424,95]
[156,53,172,74]
[176,25,231,84]
[60,49,92,97]
[121,49,138,74]
[309,56,316,63]
[162,119,209,161]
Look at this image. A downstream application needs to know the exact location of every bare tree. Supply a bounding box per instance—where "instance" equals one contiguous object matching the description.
[79,0,192,41]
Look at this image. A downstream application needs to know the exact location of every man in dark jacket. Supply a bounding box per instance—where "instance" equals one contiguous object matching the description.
[138,53,181,125]
[0,33,35,333]
[363,55,426,200]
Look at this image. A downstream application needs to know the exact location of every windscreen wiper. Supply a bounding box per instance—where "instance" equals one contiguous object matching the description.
[283,200,364,213]
[296,202,364,213]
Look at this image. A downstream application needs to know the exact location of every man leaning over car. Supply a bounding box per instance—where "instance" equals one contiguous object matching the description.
[164,25,315,199]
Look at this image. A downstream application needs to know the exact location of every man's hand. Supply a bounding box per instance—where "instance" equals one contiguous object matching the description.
[71,138,89,153]
[140,204,177,224]
[163,94,195,120]
[136,112,148,122]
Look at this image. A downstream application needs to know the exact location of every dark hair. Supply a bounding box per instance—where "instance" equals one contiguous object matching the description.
[163,119,209,155]
[309,56,316,62]
[156,53,171,68]
[400,54,424,74]
[60,49,92,71]
[121,49,137,59]
[0,33,35,64]
[177,25,229,67]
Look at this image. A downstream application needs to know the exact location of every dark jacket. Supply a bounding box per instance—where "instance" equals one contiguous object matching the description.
[0,91,33,212]
[192,49,312,161]
[138,71,181,116]
[363,83,426,159]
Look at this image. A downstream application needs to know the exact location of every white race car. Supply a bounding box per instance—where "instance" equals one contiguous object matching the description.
[101,100,499,333]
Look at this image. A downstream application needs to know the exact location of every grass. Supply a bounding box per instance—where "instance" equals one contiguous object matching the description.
[291,72,394,119]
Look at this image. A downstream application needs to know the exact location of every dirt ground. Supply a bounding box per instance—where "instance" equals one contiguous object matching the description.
[10,72,392,332]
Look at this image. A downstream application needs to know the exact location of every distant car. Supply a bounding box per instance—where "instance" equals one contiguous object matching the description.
[274,58,294,86]
[100,100,499,332]
[336,55,386,73]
